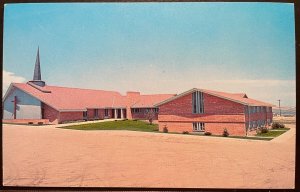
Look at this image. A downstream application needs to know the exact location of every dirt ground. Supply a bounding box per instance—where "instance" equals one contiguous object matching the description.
[3,120,295,188]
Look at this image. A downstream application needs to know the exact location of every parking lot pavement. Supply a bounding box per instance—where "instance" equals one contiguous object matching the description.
[3,123,295,188]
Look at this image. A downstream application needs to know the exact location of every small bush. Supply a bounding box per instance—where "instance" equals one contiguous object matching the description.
[182,131,189,134]
[223,128,229,137]
[204,132,212,136]
[272,122,285,129]
[261,127,269,133]
[37,122,44,125]
[163,125,168,133]
[28,122,33,124]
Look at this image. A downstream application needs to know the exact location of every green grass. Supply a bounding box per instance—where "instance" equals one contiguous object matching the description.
[271,127,290,131]
[188,133,272,140]
[59,120,159,132]
[256,130,287,137]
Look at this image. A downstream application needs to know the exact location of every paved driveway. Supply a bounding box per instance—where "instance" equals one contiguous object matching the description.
[3,123,295,188]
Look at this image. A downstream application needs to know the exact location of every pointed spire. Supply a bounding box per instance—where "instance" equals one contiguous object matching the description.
[33,46,41,81]
[29,46,45,87]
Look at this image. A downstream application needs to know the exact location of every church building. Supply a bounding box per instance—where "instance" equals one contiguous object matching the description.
[3,49,275,136]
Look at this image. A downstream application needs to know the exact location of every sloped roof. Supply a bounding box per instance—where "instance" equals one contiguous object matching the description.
[7,83,174,111]
[11,83,126,111]
[154,88,275,107]
[130,94,176,108]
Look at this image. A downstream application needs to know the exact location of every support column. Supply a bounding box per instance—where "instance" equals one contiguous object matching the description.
[121,109,124,119]
[114,109,117,119]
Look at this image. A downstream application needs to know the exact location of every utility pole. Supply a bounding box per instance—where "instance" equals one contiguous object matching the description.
[277,99,281,116]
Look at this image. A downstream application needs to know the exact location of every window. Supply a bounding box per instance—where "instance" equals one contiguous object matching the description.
[83,111,87,118]
[192,91,204,114]
[94,109,99,117]
[104,109,109,116]
[244,106,248,114]
[268,107,272,113]
[132,108,141,113]
[153,108,159,113]
[193,122,205,132]
[253,121,257,128]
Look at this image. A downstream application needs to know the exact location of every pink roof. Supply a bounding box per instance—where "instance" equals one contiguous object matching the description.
[10,83,174,111]
[155,88,275,107]
[203,89,275,106]
[130,94,176,108]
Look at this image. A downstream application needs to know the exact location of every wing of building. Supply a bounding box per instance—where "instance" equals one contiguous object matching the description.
[2,49,275,136]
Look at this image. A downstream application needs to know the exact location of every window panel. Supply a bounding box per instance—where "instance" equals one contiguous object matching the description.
[192,91,204,114]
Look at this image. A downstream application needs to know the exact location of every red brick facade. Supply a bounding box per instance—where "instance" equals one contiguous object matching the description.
[43,103,59,124]
[131,108,159,120]
[7,84,273,137]
[158,92,271,136]
[59,111,84,123]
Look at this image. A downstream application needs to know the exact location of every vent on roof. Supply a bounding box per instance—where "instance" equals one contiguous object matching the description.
[27,82,51,93]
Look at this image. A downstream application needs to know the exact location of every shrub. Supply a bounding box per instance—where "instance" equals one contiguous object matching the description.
[204,132,212,136]
[261,127,269,133]
[272,122,285,129]
[163,125,168,133]
[28,122,33,125]
[37,122,44,125]
[223,128,229,137]
[182,131,189,134]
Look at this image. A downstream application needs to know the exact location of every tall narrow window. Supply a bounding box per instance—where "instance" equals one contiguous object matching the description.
[192,91,204,114]
[83,111,87,119]
[94,109,99,118]
[104,109,109,117]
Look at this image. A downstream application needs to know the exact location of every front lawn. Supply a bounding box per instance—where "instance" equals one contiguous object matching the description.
[256,130,288,137]
[59,120,159,132]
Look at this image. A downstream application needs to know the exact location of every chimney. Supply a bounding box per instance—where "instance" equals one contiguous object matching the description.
[126,91,140,98]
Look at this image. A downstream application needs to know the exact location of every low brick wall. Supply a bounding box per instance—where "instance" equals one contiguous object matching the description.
[3,119,50,125]
[158,121,246,136]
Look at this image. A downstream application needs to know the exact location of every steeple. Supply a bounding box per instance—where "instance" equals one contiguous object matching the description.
[29,47,45,87]
[33,46,41,80]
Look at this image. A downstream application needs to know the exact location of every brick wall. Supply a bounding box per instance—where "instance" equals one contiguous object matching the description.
[158,92,246,136]
[158,92,245,122]
[159,122,246,136]
[43,103,59,124]
[87,109,106,120]
[244,108,273,128]
[159,122,193,132]
[59,111,84,123]
[131,108,158,120]
[206,122,246,136]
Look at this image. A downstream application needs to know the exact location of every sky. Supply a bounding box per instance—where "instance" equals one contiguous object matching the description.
[3,2,295,106]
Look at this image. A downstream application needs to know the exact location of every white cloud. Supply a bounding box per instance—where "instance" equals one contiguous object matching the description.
[3,70,26,96]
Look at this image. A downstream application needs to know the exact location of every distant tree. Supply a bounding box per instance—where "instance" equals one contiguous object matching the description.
[145,109,156,125]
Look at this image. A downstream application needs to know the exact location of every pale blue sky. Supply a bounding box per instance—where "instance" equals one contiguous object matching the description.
[3,2,295,106]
